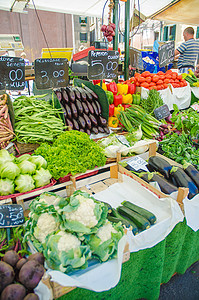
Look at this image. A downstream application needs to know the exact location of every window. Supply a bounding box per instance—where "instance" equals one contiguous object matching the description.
[163,25,176,41]
[196,26,199,39]
[80,32,87,42]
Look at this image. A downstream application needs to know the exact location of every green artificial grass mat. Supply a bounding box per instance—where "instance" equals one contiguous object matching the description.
[58,220,199,300]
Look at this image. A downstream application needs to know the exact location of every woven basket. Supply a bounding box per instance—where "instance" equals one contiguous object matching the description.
[15,141,40,155]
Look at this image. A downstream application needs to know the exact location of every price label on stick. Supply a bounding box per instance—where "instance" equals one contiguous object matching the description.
[0,204,25,228]
[127,156,148,172]
[88,50,119,80]
[158,41,175,68]
[116,135,130,147]
[35,58,69,89]
[0,56,25,90]
[129,47,144,70]
[154,104,170,120]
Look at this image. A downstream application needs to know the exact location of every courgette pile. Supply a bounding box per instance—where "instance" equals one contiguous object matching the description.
[107,201,156,235]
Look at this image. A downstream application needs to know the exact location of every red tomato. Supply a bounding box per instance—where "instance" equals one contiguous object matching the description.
[159,75,165,80]
[156,85,162,90]
[156,80,164,85]
[149,82,156,87]
[140,82,149,88]
[152,75,159,82]
[137,76,145,83]
[165,74,172,79]
[157,71,165,75]
[142,71,151,77]
[177,75,182,80]
[145,76,151,83]
[164,78,170,84]
[163,83,168,89]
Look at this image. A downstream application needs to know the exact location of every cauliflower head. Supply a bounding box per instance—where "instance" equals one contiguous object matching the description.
[96,220,117,244]
[33,212,60,243]
[57,231,81,253]
[63,194,98,228]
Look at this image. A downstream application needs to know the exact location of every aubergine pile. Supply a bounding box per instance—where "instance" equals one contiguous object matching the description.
[123,156,199,199]
[55,86,110,136]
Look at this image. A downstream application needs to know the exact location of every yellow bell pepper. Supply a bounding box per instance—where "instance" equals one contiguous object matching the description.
[108,116,119,128]
[122,94,133,104]
[114,104,124,117]
[193,81,199,87]
[117,83,128,95]
[181,73,188,79]
[97,82,107,91]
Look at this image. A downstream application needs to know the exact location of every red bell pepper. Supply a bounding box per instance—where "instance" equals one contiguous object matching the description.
[93,79,105,85]
[113,94,123,106]
[122,104,131,110]
[107,82,118,95]
[109,104,115,117]
[127,82,136,94]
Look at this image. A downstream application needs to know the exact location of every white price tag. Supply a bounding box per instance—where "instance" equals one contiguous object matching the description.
[116,135,130,147]
[127,156,148,172]
[191,103,199,112]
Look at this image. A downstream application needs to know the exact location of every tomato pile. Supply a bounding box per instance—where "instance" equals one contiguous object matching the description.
[131,70,187,91]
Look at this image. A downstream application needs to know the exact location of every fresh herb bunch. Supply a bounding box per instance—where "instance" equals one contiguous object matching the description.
[171,104,199,138]
[160,132,199,168]
[140,89,164,116]
[35,131,106,179]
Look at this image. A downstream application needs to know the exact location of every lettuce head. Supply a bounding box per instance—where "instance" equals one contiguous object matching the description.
[15,174,35,193]
[0,178,14,196]
[33,168,52,188]
[28,155,47,169]
[18,160,36,175]
[0,149,14,165]
[0,161,20,180]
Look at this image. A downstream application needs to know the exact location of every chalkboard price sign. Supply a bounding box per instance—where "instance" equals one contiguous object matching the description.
[0,204,24,228]
[154,104,170,120]
[158,41,175,68]
[0,56,25,90]
[88,50,119,80]
[35,58,69,89]
[129,47,144,70]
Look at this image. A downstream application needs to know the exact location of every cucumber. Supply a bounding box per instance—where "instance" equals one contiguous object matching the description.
[118,206,150,231]
[111,208,139,235]
[121,201,156,225]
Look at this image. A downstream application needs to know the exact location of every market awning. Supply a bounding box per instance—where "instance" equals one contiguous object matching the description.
[0,0,182,18]
[150,0,199,25]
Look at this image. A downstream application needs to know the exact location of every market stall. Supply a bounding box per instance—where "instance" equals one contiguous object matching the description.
[0,1,199,300]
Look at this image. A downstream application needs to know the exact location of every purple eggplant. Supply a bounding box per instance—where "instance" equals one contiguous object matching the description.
[73,119,80,131]
[86,128,91,135]
[98,126,105,133]
[66,87,76,102]
[75,99,83,115]
[65,117,74,129]
[92,101,99,116]
[65,103,72,119]
[72,87,81,100]
[98,116,107,126]
[86,101,94,114]
[82,113,92,129]
[62,89,69,103]
[94,100,102,115]
[70,102,78,119]
[84,86,98,100]
[76,87,87,101]
[78,116,86,129]
[92,127,99,135]
[89,114,98,127]
[82,102,89,115]
[83,88,93,102]
[104,127,110,134]
[55,90,62,102]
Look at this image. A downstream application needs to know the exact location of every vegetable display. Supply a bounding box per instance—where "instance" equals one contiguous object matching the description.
[13,95,66,144]
[55,85,110,135]
[0,149,52,196]
[35,130,106,180]
[118,104,160,139]
[129,70,187,90]
[183,69,199,87]
[0,94,15,149]
[140,89,164,116]
[24,191,124,272]
[0,250,44,299]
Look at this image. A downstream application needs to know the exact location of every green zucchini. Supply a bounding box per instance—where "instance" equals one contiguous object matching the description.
[110,208,139,235]
[117,206,150,231]
[121,201,156,225]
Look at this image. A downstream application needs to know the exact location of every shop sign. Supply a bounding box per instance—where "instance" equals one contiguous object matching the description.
[34,58,69,89]
[0,56,25,90]
[88,50,119,80]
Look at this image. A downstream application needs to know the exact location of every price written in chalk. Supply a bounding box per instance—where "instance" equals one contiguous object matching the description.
[0,56,25,90]
[35,58,69,89]
[88,50,119,80]
[127,156,148,172]
[0,204,25,228]
[154,104,170,120]
[158,41,175,68]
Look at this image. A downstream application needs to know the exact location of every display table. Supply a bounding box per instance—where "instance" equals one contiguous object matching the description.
[58,220,199,300]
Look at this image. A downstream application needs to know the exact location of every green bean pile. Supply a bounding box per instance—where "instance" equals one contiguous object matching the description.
[13,95,66,144]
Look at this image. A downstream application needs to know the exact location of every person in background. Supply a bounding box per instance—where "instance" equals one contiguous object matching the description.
[174,27,199,74]
[20,52,30,65]
[195,65,199,78]
[2,51,9,56]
